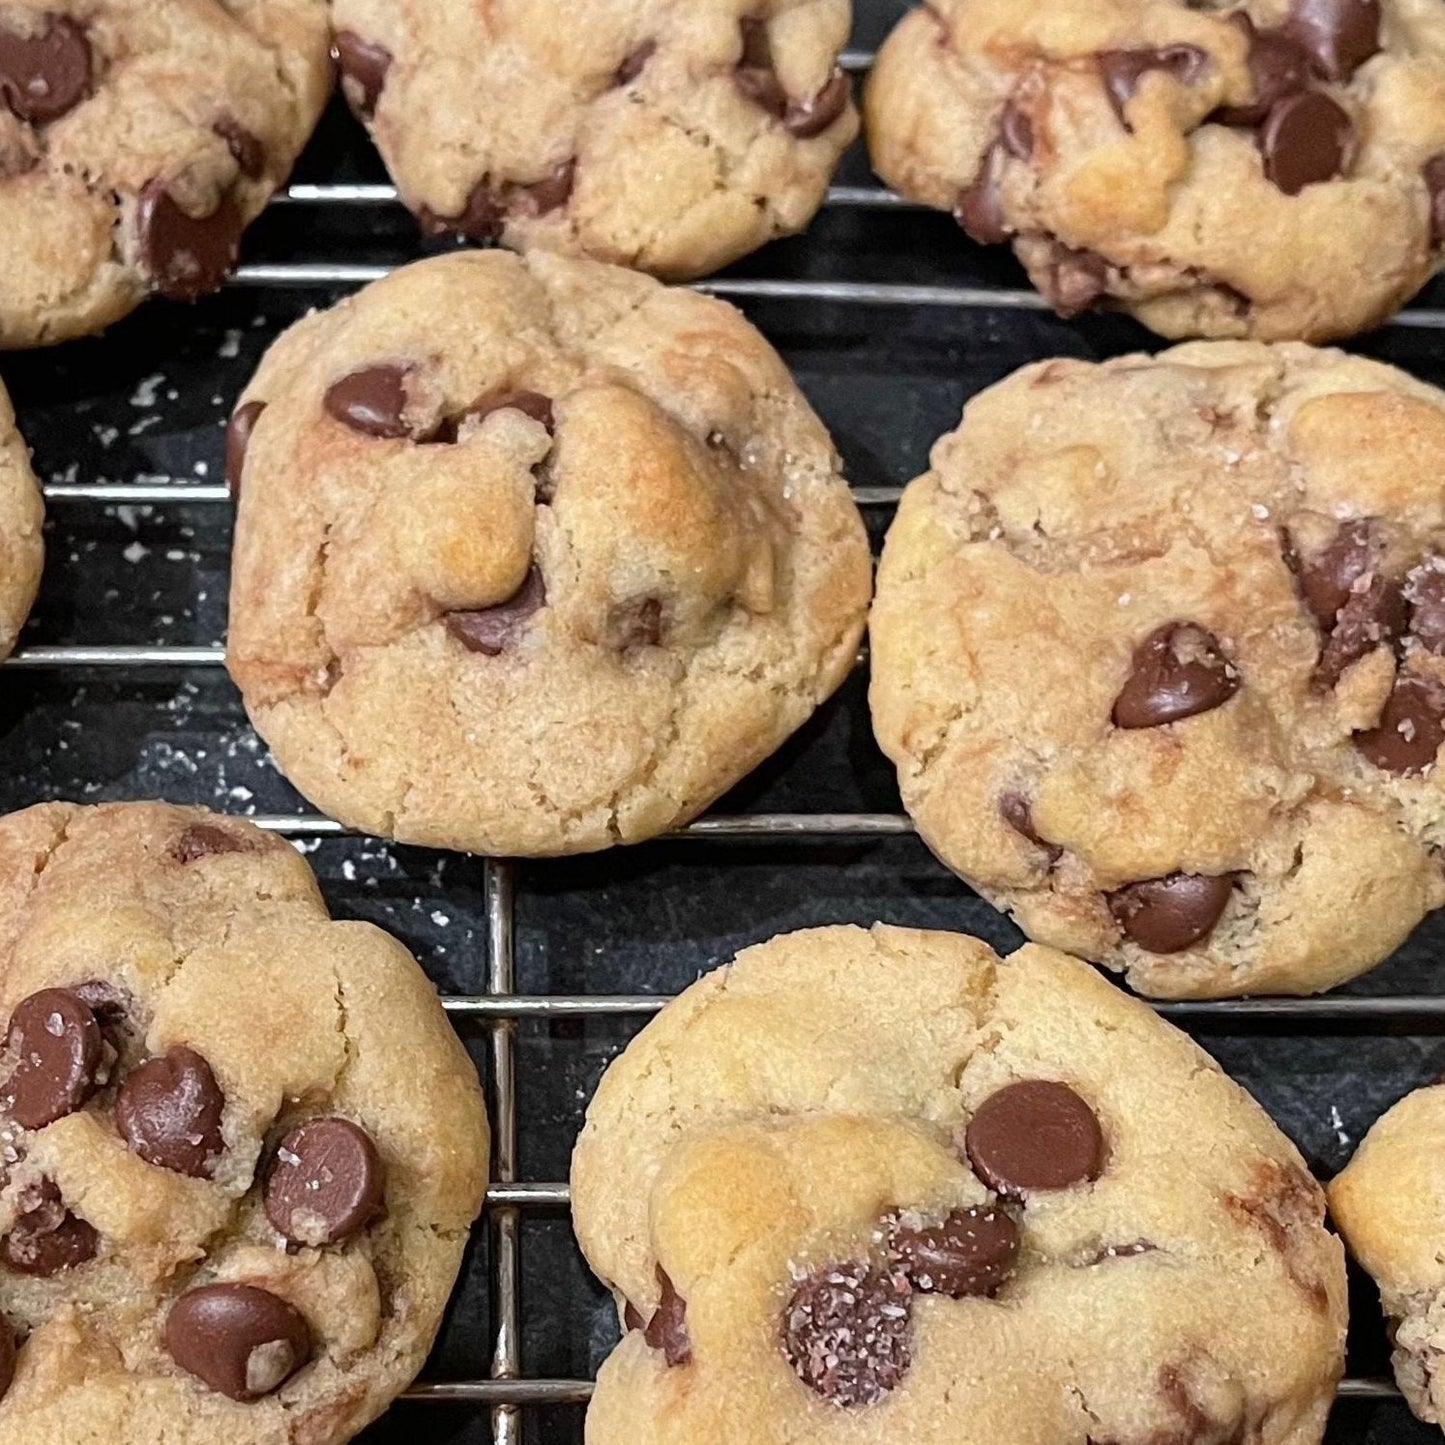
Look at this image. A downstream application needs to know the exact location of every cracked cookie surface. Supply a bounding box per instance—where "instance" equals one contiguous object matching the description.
[0,0,332,348]
[571,923,1345,1443]
[0,800,489,1443]
[225,249,871,857]
[1329,1085,1445,1434]
[871,342,1445,998]
[0,382,43,662]
[326,0,857,280]
[866,0,1445,341]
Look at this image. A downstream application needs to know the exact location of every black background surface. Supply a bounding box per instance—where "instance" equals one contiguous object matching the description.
[4,1,1442,1440]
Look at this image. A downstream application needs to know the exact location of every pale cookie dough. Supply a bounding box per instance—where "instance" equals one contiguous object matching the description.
[867,0,1445,342]
[0,801,489,1443]
[871,342,1445,998]
[0,0,332,348]
[226,249,871,857]
[0,381,42,659]
[1329,1085,1445,1434]
[327,0,858,280]
[571,923,1347,1444]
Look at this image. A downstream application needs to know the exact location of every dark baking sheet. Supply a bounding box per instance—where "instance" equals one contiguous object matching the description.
[1,1,1441,1440]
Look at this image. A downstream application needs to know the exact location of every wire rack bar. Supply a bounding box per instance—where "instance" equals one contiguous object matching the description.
[224,261,1445,332]
[399,1376,1400,1405]
[441,992,1445,1028]
[485,859,522,1445]
[5,645,227,667]
[41,482,901,506]
[277,181,915,211]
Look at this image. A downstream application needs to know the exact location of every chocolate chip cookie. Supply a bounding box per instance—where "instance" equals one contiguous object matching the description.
[871,342,1445,998]
[0,801,489,1441]
[0,382,42,661]
[0,2,332,348]
[328,0,858,280]
[1329,1085,1445,1433]
[867,0,1445,342]
[226,249,871,857]
[572,924,1346,1441]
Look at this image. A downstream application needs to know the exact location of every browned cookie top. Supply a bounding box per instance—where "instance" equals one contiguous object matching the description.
[326,0,857,280]
[572,925,1345,1443]
[872,341,1445,999]
[0,1,332,348]
[867,0,1445,342]
[0,801,488,1443]
[225,249,871,857]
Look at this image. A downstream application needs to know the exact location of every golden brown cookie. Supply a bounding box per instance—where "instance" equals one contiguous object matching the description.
[0,801,489,1443]
[0,380,42,659]
[572,924,1346,1443]
[327,0,857,280]
[871,342,1445,998]
[867,0,1445,342]
[226,249,871,857]
[1329,1086,1445,1434]
[0,1,332,348]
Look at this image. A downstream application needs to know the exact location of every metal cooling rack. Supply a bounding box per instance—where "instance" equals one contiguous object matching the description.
[10,30,1439,1445]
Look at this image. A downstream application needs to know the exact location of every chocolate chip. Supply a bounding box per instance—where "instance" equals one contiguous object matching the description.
[0,15,90,124]
[470,390,554,432]
[0,1316,12,1402]
[135,181,243,302]
[954,146,1008,245]
[525,159,575,215]
[786,69,850,139]
[1286,0,1381,80]
[733,18,848,136]
[889,1206,1018,1297]
[420,177,506,244]
[213,115,265,180]
[1258,90,1354,195]
[334,31,392,119]
[622,1299,644,1331]
[1426,156,1445,248]
[164,1284,311,1401]
[1039,243,1110,317]
[2,988,102,1130]
[1098,45,1210,126]
[1354,674,1445,774]
[1,1178,97,1276]
[1108,872,1235,953]
[1313,573,1406,688]
[735,17,788,118]
[1216,15,1313,126]
[782,1262,912,1407]
[1293,518,1381,628]
[615,40,656,87]
[641,1267,690,1366]
[433,388,555,445]
[323,365,411,439]
[264,1117,384,1247]
[224,401,265,500]
[998,792,1061,862]
[999,98,1034,159]
[1407,559,1445,654]
[115,1047,225,1178]
[446,567,547,656]
[964,1080,1105,1197]
[1112,622,1240,728]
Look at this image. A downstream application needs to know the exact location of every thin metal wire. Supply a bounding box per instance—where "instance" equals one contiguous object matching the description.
[275,181,916,211]
[401,1376,1401,1405]
[442,992,1445,1025]
[486,859,522,1445]
[45,482,230,503]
